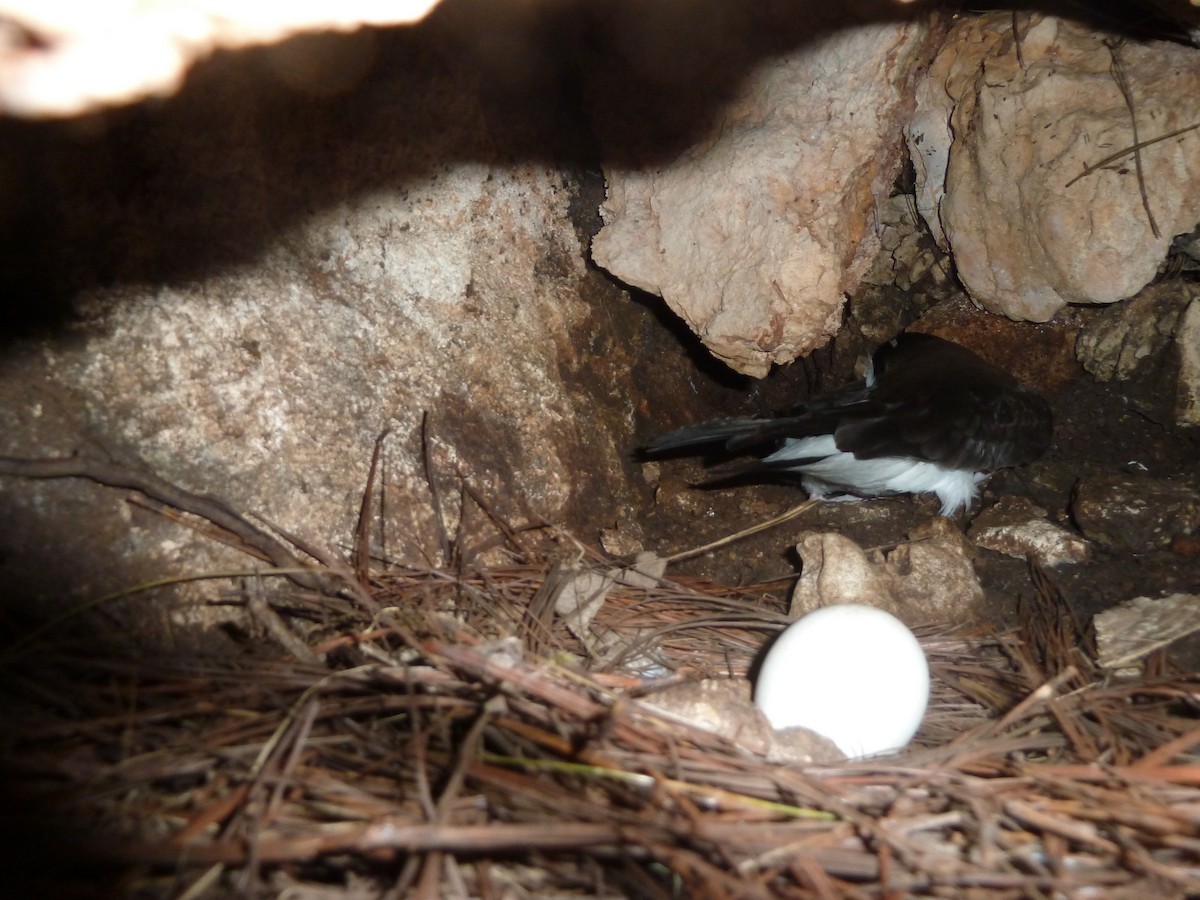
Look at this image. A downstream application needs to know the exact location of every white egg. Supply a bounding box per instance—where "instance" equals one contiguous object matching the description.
[754,604,929,759]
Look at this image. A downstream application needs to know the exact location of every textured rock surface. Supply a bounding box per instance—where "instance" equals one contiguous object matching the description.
[790,518,986,626]
[593,21,931,377]
[909,13,1200,321]
[0,34,642,621]
[1076,284,1191,382]
[638,678,844,766]
[968,496,1091,567]
[1095,592,1200,670]
[861,193,953,294]
[1177,299,1200,426]
[1072,474,1200,552]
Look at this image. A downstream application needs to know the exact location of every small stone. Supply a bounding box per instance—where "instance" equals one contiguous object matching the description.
[969,496,1091,566]
[1095,593,1200,670]
[791,518,986,625]
[599,519,647,558]
[637,678,844,766]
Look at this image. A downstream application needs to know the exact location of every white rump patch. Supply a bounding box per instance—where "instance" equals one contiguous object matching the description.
[765,436,983,515]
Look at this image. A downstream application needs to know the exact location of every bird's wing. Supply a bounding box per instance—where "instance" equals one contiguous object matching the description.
[642,333,1052,473]
[640,379,872,457]
[834,376,1052,471]
[721,380,873,452]
[639,417,770,455]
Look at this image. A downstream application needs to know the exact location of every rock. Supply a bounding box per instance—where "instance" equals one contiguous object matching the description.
[0,35,642,621]
[1177,299,1200,426]
[790,518,986,626]
[909,13,1200,321]
[637,677,844,766]
[861,193,953,294]
[593,21,932,376]
[968,496,1091,566]
[553,553,668,646]
[1095,592,1200,670]
[1076,284,1190,382]
[1072,474,1200,552]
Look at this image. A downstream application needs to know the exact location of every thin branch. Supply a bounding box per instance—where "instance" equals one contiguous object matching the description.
[665,500,816,563]
[421,412,453,566]
[0,452,341,597]
[246,571,323,665]
[90,821,673,864]
[1065,120,1200,188]
[355,430,390,584]
[1012,11,1025,71]
[1104,39,1159,238]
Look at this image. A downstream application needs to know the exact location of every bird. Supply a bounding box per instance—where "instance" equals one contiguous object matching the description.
[640,332,1053,516]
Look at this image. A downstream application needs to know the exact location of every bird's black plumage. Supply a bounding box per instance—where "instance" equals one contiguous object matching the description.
[641,333,1053,515]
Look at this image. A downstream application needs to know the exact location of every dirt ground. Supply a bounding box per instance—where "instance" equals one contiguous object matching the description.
[625,285,1200,669]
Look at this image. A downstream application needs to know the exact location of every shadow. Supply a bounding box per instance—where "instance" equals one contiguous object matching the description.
[979,0,1199,44]
[625,285,754,392]
[0,0,921,339]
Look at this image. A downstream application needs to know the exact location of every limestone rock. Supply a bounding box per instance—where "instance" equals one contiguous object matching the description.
[861,193,953,294]
[968,496,1091,566]
[909,13,1200,321]
[1095,592,1200,670]
[791,518,986,626]
[593,22,930,377]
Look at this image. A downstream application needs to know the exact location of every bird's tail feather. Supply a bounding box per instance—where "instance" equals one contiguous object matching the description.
[643,414,847,456]
[695,455,825,485]
[723,416,839,451]
[639,417,766,455]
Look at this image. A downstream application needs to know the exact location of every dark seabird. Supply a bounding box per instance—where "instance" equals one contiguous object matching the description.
[641,332,1053,516]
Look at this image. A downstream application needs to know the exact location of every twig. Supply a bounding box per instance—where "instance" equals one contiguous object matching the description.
[520,559,568,656]
[461,480,543,562]
[0,566,327,661]
[438,696,503,818]
[410,694,503,900]
[175,864,226,900]
[1103,39,1159,238]
[1012,11,1025,71]
[421,412,453,566]
[249,510,379,614]
[0,452,340,596]
[355,430,390,584]
[1065,120,1200,188]
[263,697,319,823]
[481,755,836,820]
[393,676,438,899]
[665,500,817,563]
[246,571,323,665]
[92,821,677,864]
[997,667,1079,734]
